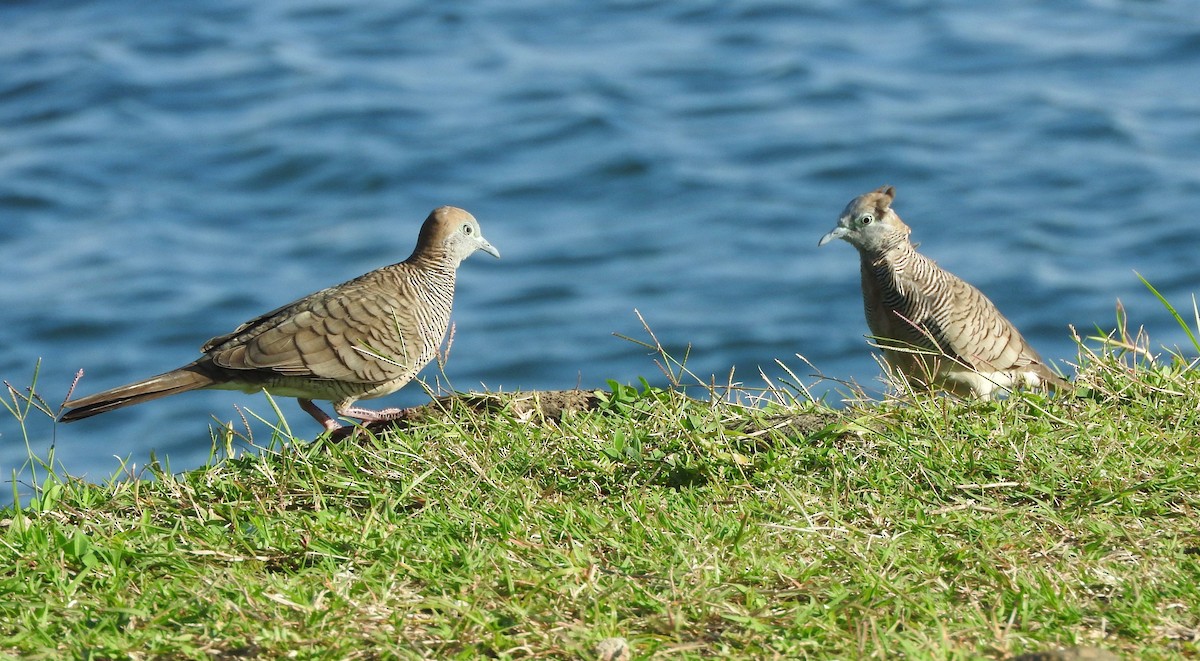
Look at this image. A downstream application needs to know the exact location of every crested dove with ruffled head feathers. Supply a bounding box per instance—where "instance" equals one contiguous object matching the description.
[819,186,1068,399]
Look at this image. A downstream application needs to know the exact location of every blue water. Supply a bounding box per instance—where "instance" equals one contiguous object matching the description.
[3,0,1199,489]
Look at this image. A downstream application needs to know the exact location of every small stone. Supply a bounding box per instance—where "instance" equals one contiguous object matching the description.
[595,636,631,661]
[1012,646,1121,661]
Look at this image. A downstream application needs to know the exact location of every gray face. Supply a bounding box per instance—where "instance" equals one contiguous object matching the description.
[444,216,500,267]
[818,186,904,254]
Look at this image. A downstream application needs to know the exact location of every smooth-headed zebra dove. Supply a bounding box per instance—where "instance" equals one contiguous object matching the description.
[818,186,1067,399]
[60,206,499,431]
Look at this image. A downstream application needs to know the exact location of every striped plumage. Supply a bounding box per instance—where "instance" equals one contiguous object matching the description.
[60,206,499,431]
[818,186,1067,399]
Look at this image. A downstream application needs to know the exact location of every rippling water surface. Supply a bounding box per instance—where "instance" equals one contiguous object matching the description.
[3,0,1199,487]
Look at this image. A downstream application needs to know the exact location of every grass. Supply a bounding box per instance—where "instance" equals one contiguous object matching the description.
[2,308,1200,659]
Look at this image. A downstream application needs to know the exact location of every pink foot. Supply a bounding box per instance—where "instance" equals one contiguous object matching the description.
[335,404,413,423]
[299,399,343,432]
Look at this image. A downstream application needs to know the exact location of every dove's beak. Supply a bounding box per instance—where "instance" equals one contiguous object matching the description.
[818,226,848,247]
[479,238,500,259]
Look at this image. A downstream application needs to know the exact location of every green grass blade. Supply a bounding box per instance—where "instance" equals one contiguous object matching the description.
[1137,271,1200,354]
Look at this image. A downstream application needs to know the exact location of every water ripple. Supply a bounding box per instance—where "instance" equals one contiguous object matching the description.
[2,0,1199,484]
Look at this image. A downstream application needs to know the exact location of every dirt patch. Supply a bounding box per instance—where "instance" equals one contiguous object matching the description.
[358,389,606,434]
[736,411,839,441]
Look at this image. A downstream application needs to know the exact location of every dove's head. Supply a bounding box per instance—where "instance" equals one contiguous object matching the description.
[818,186,911,254]
[416,206,500,267]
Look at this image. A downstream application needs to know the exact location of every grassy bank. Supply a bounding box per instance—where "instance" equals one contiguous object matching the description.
[2,325,1200,659]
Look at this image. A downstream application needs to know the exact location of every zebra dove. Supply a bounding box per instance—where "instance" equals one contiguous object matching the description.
[818,186,1067,399]
[60,206,499,431]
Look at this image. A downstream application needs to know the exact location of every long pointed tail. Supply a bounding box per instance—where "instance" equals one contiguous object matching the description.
[59,366,216,422]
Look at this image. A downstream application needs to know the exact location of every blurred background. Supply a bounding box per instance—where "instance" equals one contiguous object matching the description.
[2,0,1198,490]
